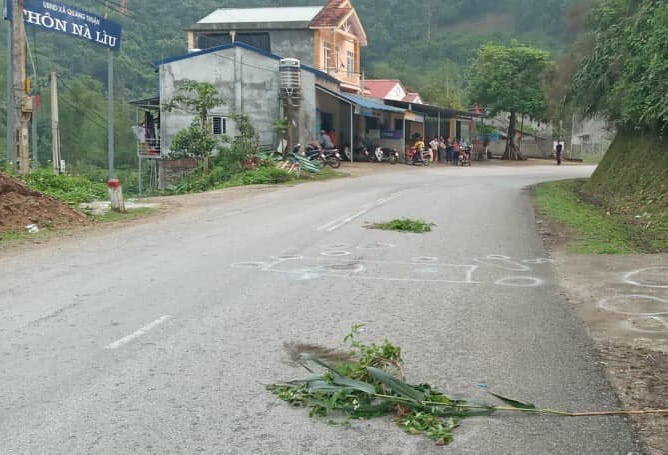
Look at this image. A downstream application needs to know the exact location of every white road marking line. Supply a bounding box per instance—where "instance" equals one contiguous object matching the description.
[104,315,174,349]
[326,208,370,232]
[317,211,356,231]
[319,193,403,232]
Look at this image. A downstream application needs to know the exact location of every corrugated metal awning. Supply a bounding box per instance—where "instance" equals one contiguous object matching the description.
[317,85,406,116]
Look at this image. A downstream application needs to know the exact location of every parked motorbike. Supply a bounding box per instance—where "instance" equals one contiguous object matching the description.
[322,149,342,168]
[371,146,398,164]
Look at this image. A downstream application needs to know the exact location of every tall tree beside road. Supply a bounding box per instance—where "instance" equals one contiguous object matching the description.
[574,0,668,133]
[468,43,554,160]
[572,0,668,206]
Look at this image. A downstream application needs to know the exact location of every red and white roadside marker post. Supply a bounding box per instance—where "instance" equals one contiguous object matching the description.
[107,179,126,213]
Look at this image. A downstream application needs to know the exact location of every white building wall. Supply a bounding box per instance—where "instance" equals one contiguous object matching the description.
[159,46,323,154]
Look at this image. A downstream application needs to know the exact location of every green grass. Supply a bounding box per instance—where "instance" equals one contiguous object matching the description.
[91,207,156,223]
[0,229,45,243]
[367,218,435,233]
[534,180,640,254]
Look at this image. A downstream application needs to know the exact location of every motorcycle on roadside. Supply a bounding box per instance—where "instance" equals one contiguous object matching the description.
[404,147,429,166]
[370,146,398,164]
[305,144,341,168]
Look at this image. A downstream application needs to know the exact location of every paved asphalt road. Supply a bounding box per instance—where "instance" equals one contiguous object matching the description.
[0,162,638,454]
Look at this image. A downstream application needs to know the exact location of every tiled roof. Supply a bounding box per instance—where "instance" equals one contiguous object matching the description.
[310,0,352,27]
[403,92,422,103]
[364,80,401,99]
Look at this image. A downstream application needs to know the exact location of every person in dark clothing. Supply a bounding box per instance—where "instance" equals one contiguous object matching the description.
[556,143,563,165]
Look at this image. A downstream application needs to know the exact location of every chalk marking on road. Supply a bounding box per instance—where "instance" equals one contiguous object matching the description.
[598,294,668,316]
[522,258,554,265]
[622,267,668,289]
[412,256,439,263]
[320,251,351,257]
[357,242,395,250]
[316,192,404,232]
[262,259,479,284]
[494,276,544,288]
[620,316,668,334]
[104,315,174,349]
[474,255,532,272]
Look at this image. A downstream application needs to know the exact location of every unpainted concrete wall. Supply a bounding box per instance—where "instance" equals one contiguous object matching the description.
[160,46,322,154]
[269,30,315,66]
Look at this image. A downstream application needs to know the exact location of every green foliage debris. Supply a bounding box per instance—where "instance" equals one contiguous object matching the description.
[367,218,435,233]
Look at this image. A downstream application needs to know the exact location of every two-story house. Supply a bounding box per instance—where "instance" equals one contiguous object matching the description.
[186,0,367,94]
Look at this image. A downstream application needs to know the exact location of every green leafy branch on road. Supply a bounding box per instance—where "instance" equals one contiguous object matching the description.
[268,325,668,446]
[367,218,435,233]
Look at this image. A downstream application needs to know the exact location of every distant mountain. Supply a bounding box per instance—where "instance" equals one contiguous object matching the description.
[0,0,573,162]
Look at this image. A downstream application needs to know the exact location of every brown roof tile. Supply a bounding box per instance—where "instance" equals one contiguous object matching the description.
[310,0,352,27]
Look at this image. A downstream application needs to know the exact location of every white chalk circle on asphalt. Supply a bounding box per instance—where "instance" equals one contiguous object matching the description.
[622,267,668,289]
[357,242,396,250]
[412,257,439,264]
[274,255,303,261]
[620,316,668,334]
[320,251,351,257]
[323,243,349,250]
[522,258,554,265]
[598,294,668,316]
[319,263,365,273]
[231,261,266,269]
[494,276,544,288]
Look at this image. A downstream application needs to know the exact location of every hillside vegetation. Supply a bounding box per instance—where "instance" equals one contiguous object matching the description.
[0,0,573,167]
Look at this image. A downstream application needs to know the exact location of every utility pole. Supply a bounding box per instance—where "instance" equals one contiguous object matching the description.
[50,71,61,173]
[105,1,115,180]
[107,47,114,179]
[6,18,13,163]
[11,0,31,174]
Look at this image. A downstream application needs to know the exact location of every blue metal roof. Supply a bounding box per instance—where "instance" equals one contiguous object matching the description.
[317,86,406,115]
[153,41,338,83]
[342,93,406,114]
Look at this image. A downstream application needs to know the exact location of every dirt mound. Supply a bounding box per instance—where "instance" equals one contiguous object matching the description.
[0,172,89,233]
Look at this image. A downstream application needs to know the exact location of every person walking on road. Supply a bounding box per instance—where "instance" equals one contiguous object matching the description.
[556,143,563,165]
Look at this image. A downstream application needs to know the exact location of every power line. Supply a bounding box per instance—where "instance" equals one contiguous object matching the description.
[59,78,109,126]
[90,0,132,18]
[209,49,364,78]
[58,94,108,131]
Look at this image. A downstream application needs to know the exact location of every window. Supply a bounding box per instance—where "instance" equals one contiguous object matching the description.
[235,33,270,53]
[211,116,227,136]
[346,50,354,77]
[323,41,332,72]
[580,134,591,144]
[335,46,340,72]
[197,33,232,50]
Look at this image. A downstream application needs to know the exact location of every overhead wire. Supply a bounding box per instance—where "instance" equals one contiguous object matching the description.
[59,78,110,127]
[90,0,132,18]
[208,49,363,78]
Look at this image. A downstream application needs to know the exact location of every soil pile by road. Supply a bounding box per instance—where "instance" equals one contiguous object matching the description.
[0,172,88,233]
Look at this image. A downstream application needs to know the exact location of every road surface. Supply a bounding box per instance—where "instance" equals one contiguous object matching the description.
[0,162,638,454]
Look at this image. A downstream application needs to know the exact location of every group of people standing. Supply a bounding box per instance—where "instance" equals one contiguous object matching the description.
[413,135,471,165]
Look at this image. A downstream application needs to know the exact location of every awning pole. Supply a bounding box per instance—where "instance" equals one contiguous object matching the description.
[350,103,353,163]
[402,117,406,159]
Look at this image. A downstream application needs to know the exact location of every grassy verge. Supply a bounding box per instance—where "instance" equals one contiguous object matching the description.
[0,229,49,243]
[534,180,642,254]
[90,207,157,223]
[367,218,435,233]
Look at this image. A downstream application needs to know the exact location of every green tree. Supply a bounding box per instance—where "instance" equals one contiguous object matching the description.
[573,0,668,133]
[169,121,217,159]
[165,80,224,130]
[468,42,554,159]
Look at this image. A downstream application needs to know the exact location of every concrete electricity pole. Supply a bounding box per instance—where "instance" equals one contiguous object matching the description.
[50,72,61,173]
[11,0,31,175]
